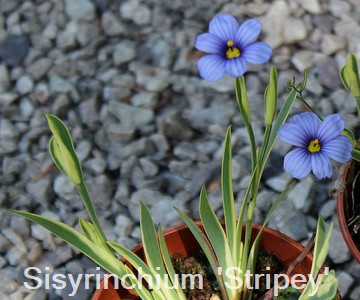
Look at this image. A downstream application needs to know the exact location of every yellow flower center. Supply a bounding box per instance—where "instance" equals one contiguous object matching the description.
[225,40,240,59]
[308,139,321,153]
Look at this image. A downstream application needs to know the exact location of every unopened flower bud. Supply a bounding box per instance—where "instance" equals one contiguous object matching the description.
[264,66,278,125]
[46,114,83,185]
[340,53,360,97]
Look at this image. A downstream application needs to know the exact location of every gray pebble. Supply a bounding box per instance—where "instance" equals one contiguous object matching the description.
[0,92,18,107]
[337,271,355,297]
[84,157,107,174]
[27,58,52,80]
[49,75,74,94]
[329,227,352,264]
[16,74,34,95]
[265,172,292,193]
[113,41,136,66]
[319,199,336,219]
[350,286,360,300]
[101,12,126,36]
[120,0,151,25]
[0,234,11,253]
[0,35,30,67]
[315,57,343,90]
[109,102,154,130]
[129,62,170,92]
[0,64,10,92]
[26,178,54,208]
[64,0,95,21]
[287,176,314,211]
[157,110,194,141]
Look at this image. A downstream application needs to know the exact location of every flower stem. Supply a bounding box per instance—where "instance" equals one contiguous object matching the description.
[76,182,113,255]
[355,96,360,118]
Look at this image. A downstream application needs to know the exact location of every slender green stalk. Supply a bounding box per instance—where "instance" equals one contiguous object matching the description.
[76,182,113,255]
[355,97,360,118]
[352,148,360,162]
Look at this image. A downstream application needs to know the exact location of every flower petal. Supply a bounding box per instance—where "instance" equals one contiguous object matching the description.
[209,14,238,43]
[195,33,225,54]
[284,148,312,179]
[321,135,353,163]
[311,152,332,179]
[235,18,262,48]
[235,19,261,48]
[225,57,247,78]
[291,112,320,140]
[278,123,309,147]
[317,114,345,144]
[197,54,226,82]
[241,42,272,64]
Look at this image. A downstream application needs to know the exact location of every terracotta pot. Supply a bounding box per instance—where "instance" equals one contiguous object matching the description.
[337,159,360,263]
[92,221,326,300]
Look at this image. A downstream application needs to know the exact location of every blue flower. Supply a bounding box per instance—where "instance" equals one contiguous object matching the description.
[278,112,353,179]
[195,15,272,81]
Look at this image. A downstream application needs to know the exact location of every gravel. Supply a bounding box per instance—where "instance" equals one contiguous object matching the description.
[0,0,359,299]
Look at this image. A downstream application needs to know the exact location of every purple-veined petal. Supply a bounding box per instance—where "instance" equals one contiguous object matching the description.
[311,152,332,179]
[317,114,345,144]
[290,112,320,140]
[278,123,309,147]
[225,57,247,78]
[195,33,226,54]
[283,148,312,179]
[197,54,226,82]
[321,135,353,163]
[241,42,272,64]
[209,14,238,43]
[235,18,262,48]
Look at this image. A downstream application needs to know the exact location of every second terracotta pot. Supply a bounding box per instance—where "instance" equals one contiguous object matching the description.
[337,159,360,263]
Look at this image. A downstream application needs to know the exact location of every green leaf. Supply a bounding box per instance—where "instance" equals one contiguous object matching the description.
[140,202,165,273]
[221,126,236,257]
[46,114,83,185]
[312,218,332,267]
[307,270,338,300]
[299,217,334,299]
[107,241,164,300]
[234,164,260,271]
[139,202,180,300]
[174,208,229,300]
[264,66,278,125]
[8,210,154,299]
[79,217,103,247]
[311,217,333,279]
[199,187,237,299]
[158,226,187,300]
